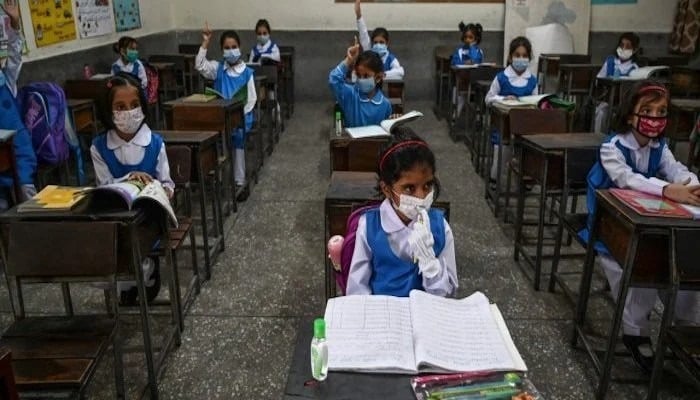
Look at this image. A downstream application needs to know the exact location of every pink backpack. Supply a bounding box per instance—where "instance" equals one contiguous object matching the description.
[334,201,381,295]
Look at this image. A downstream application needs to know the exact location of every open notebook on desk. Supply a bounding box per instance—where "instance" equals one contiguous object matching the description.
[324,290,527,374]
[610,188,700,219]
[344,110,423,139]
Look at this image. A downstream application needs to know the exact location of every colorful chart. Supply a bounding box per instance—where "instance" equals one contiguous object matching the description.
[113,0,140,32]
[76,0,114,38]
[28,0,77,47]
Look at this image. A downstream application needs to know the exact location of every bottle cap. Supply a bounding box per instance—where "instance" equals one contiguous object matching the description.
[313,318,326,339]
[335,111,341,117]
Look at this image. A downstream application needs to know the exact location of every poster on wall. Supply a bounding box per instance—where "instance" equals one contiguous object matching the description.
[76,0,115,38]
[592,0,637,4]
[113,0,140,32]
[0,0,29,54]
[28,0,77,47]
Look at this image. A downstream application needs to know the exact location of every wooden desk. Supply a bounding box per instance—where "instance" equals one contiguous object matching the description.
[162,97,246,212]
[160,130,223,279]
[280,47,295,117]
[434,46,453,117]
[474,80,493,178]
[324,171,450,299]
[329,130,388,174]
[670,65,700,97]
[557,63,599,99]
[573,190,700,398]
[447,65,474,141]
[668,98,700,152]
[0,204,181,400]
[64,78,110,120]
[384,79,404,115]
[538,54,562,94]
[513,133,605,290]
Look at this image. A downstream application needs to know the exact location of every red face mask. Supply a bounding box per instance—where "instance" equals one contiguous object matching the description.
[634,114,667,138]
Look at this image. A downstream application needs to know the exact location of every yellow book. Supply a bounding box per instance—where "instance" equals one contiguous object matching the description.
[18,185,88,212]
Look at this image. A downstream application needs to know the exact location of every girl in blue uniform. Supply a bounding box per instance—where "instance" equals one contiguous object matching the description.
[249,19,280,64]
[196,23,257,190]
[91,73,175,305]
[111,36,148,91]
[582,81,700,374]
[451,22,484,118]
[347,128,458,297]
[354,0,404,80]
[485,36,538,181]
[329,37,392,128]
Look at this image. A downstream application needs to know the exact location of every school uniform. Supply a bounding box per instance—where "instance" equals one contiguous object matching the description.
[2,23,24,97]
[111,58,148,90]
[347,199,458,297]
[329,61,392,128]
[249,40,281,64]
[195,48,257,186]
[451,44,484,66]
[594,56,639,133]
[356,17,405,80]
[485,65,538,180]
[581,131,700,336]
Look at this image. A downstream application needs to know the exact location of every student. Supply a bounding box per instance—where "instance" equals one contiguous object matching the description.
[354,0,405,80]
[1,0,23,97]
[249,19,280,64]
[329,38,392,128]
[594,32,641,133]
[451,22,484,118]
[91,73,174,305]
[485,36,537,182]
[196,23,257,189]
[346,128,457,297]
[581,81,700,374]
[111,36,148,91]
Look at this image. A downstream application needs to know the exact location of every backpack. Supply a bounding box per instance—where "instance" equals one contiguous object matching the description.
[335,201,381,295]
[16,82,70,165]
[143,62,160,105]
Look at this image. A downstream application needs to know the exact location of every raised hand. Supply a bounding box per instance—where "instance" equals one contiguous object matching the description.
[202,20,212,46]
[346,36,360,63]
[1,0,20,30]
[355,0,362,19]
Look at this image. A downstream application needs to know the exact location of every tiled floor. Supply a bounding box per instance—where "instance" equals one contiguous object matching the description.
[5,101,698,399]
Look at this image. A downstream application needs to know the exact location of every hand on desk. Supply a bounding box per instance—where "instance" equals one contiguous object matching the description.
[128,171,153,185]
[663,178,700,206]
[504,95,518,101]
[388,113,402,120]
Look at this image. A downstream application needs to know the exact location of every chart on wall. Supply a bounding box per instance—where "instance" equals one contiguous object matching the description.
[0,0,29,53]
[76,0,115,38]
[113,0,140,32]
[28,0,77,47]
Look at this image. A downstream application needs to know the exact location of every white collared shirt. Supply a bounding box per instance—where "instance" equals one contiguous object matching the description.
[248,40,281,63]
[112,58,148,89]
[356,17,405,80]
[3,25,24,97]
[485,65,537,105]
[90,124,175,192]
[597,57,638,78]
[195,47,258,114]
[601,131,699,197]
[346,199,458,297]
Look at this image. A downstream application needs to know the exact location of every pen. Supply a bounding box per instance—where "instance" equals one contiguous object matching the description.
[440,388,520,400]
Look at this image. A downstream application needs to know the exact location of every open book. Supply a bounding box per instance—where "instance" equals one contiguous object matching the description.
[619,66,670,81]
[610,188,700,219]
[19,181,178,226]
[495,94,553,109]
[344,110,424,139]
[324,290,527,374]
[453,62,498,70]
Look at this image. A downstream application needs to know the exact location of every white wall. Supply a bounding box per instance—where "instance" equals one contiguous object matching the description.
[590,0,679,32]
[16,0,173,62]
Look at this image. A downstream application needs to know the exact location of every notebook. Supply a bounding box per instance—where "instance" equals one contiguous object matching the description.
[324,290,527,374]
[344,110,423,139]
[609,188,700,219]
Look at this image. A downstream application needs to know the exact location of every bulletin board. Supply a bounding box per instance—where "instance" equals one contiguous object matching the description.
[113,0,141,32]
[76,0,115,39]
[28,0,77,47]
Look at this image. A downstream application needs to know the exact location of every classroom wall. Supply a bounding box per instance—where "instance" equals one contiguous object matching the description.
[590,0,679,33]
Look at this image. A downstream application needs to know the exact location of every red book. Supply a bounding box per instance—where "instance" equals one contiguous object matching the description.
[609,188,700,219]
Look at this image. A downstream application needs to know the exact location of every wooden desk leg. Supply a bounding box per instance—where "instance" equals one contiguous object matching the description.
[605,85,616,134]
[573,209,599,346]
[494,137,505,217]
[163,232,184,335]
[196,152,213,278]
[596,232,640,399]
[214,163,225,254]
[549,177,570,293]
[513,142,526,263]
[533,155,550,291]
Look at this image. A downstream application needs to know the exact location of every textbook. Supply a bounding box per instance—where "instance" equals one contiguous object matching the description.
[619,66,670,81]
[610,188,700,219]
[17,185,89,212]
[324,290,527,374]
[204,87,224,98]
[453,62,498,69]
[494,94,552,109]
[344,110,424,139]
[182,93,217,103]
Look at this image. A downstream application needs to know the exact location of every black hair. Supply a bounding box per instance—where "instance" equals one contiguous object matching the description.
[371,27,390,43]
[255,19,271,34]
[507,36,532,63]
[459,22,483,44]
[615,32,641,61]
[356,50,384,90]
[220,30,241,49]
[613,80,669,133]
[113,36,137,54]
[378,127,441,200]
[101,72,149,131]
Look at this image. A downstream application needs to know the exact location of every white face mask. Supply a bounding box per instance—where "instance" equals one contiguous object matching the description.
[392,190,434,221]
[113,107,145,135]
[617,47,634,61]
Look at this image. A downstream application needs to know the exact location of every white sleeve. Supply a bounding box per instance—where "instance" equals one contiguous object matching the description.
[261,44,281,63]
[90,145,130,185]
[384,57,405,80]
[4,27,23,96]
[195,47,219,81]
[249,48,257,63]
[422,220,458,297]
[244,74,257,114]
[138,61,148,89]
[601,141,668,197]
[658,144,700,185]
[346,216,373,295]
[597,61,608,79]
[356,16,371,51]
[156,142,175,192]
[530,81,538,96]
[485,77,502,105]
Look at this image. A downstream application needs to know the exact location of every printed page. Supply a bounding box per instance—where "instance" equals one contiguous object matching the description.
[380,110,424,133]
[680,204,700,219]
[92,181,142,208]
[410,290,525,373]
[345,126,390,139]
[133,181,178,227]
[324,295,417,373]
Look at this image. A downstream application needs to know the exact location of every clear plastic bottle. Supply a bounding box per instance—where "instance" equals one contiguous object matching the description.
[310,318,328,381]
[334,111,343,136]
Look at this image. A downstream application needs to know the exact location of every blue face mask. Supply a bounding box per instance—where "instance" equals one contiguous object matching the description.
[512,57,530,73]
[372,43,388,57]
[223,48,241,65]
[357,77,376,95]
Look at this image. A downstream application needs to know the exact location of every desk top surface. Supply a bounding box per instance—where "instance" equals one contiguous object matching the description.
[326,172,380,202]
[284,318,415,400]
[150,62,175,70]
[518,132,605,152]
[597,190,700,229]
[558,63,601,70]
[163,97,245,108]
[0,202,142,223]
[67,98,95,107]
[671,98,700,111]
[160,130,220,144]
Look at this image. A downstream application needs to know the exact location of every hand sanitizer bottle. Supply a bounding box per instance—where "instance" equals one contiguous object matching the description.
[335,111,343,136]
[310,318,328,381]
